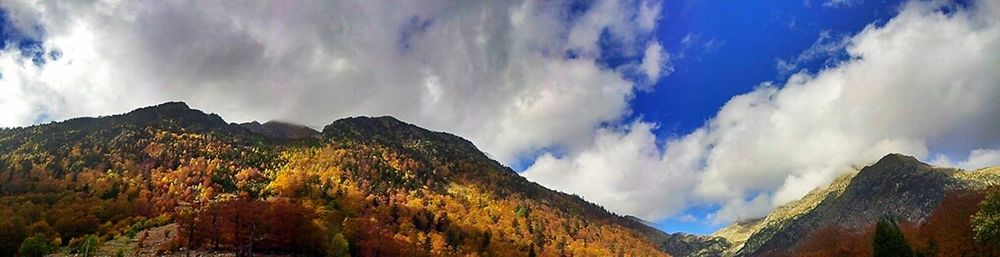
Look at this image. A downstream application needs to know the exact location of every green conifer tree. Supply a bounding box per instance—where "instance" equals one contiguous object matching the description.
[873,216,913,257]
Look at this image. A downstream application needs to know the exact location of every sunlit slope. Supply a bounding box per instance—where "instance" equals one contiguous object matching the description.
[711,153,999,256]
[0,102,679,256]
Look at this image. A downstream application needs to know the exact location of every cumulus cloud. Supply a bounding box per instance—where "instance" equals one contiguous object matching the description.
[523,121,704,219]
[0,0,664,164]
[525,0,1000,223]
[932,149,1000,170]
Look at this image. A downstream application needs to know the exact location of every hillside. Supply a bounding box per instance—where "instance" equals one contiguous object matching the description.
[713,154,1000,256]
[713,167,860,257]
[0,102,681,256]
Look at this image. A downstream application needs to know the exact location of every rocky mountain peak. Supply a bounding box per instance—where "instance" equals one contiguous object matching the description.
[732,153,966,256]
[866,153,931,174]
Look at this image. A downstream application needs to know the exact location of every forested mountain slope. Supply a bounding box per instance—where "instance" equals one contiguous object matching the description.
[0,102,685,256]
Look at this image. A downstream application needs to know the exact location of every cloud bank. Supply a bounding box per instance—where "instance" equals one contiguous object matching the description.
[524,0,1000,223]
[0,0,665,164]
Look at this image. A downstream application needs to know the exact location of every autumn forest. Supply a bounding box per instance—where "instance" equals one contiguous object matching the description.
[0,102,670,257]
[1,103,999,257]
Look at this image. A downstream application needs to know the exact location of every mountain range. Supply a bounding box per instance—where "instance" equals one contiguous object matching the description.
[0,102,997,257]
[0,102,719,256]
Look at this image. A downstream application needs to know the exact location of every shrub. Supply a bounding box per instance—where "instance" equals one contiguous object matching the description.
[18,235,52,257]
[328,232,350,257]
[71,234,102,255]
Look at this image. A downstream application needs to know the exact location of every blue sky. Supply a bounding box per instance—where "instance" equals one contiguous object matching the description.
[641,0,907,138]
[634,0,994,234]
[510,0,908,168]
[605,0,912,233]
[2,0,999,236]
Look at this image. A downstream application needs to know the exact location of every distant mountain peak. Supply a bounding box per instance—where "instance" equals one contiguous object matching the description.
[151,101,191,109]
[125,101,197,116]
[871,153,928,169]
[239,120,319,140]
[118,101,227,130]
[722,153,979,256]
[323,116,411,132]
[322,116,483,158]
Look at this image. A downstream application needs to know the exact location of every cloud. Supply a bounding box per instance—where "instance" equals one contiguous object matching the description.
[673,32,724,60]
[641,42,671,82]
[523,121,704,219]
[823,0,862,8]
[932,149,1000,170]
[0,0,664,164]
[776,30,851,74]
[525,0,1000,223]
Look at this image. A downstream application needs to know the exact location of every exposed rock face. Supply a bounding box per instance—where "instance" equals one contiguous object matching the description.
[818,154,961,226]
[715,153,995,257]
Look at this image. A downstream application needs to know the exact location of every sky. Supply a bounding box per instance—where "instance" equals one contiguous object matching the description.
[1,0,998,235]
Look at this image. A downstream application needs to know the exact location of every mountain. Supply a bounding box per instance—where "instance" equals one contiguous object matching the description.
[712,153,1000,256]
[239,121,320,141]
[0,102,694,256]
[8,102,995,257]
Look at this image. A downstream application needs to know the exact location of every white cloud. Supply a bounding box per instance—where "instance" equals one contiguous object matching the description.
[776,30,850,74]
[932,149,1000,170]
[637,0,662,32]
[525,0,1000,223]
[709,194,774,225]
[523,121,703,219]
[0,0,665,164]
[641,42,671,82]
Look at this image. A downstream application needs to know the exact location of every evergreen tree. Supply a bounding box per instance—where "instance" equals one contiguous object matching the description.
[873,216,913,257]
[480,230,491,252]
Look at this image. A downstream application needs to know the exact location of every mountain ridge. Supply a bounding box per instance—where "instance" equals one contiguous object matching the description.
[321,114,734,256]
[0,101,692,256]
[6,102,993,257]
[715,153,1000,256]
